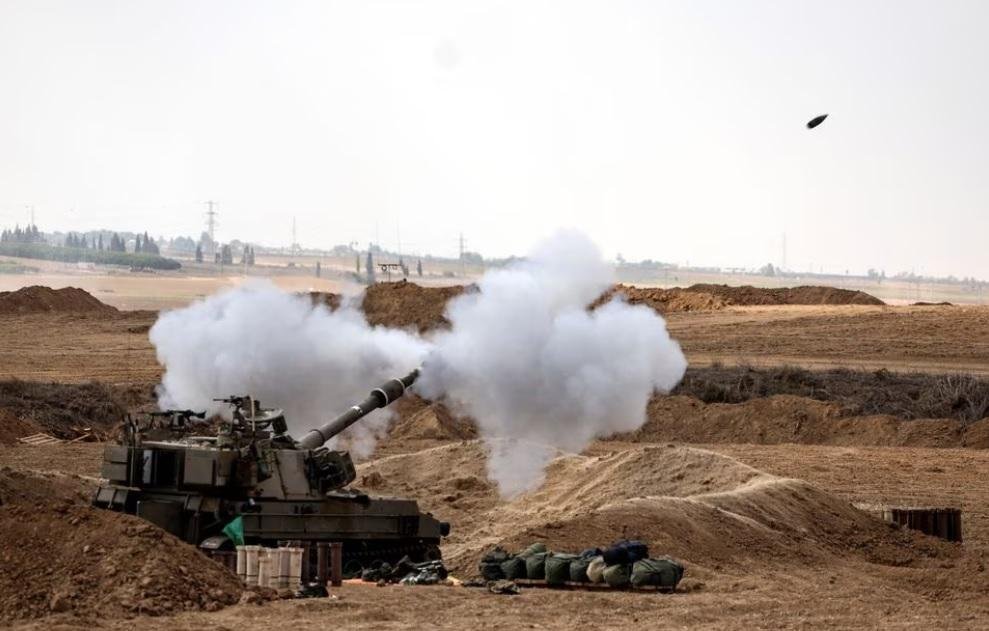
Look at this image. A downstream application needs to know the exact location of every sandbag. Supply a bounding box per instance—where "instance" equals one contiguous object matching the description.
[500,556,527,580]
[519,543,547,558]
[602,540,649,566]
[603,563,631,588]
[482,547,511,564]
[579,547,602,558]
[569,555,593,583]
[480,562,504,581]
[524,552,548,580]
[586,556,607,583]
[631,557,684,590]
[544,553,579,586]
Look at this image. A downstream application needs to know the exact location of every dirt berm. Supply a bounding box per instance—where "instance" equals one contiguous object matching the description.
[0,286,118,315]
[312,280,884,331]
[684,283,884,306]
[0,468,242,624]
[358,441,954,581]
[310,281,468,332]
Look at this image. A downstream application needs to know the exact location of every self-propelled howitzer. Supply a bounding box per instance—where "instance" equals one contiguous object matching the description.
[93,369,449,568]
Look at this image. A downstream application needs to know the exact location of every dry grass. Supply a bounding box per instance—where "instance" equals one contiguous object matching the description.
[673,365,989,423]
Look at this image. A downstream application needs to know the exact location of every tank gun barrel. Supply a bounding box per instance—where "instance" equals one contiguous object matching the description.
[297,368,420,450]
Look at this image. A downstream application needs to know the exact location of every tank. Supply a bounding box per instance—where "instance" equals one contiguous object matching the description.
[92,369,450,570]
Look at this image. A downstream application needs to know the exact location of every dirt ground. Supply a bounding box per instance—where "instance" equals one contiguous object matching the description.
[2,280,989,629]
[0,303,986,382]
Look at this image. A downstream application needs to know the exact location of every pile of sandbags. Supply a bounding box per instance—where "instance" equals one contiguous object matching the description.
[478,540,684,591]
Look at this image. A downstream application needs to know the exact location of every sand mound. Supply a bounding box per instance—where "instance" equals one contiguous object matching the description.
[0,468,242,623]
[0,286,118,315]
[617,394,989,449]
[358,442,945,576]
[389,400,477,442]
[597,285,727,313]
[361,281,468,332]
[308,281,466,331]
[686,283,884,306]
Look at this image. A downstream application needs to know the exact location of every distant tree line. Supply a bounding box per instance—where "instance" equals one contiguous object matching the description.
[0,225,44,244]
[0,241,181,270]
[0,224,180,270]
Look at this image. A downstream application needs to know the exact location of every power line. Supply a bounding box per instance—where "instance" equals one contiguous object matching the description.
[204,201,218,257]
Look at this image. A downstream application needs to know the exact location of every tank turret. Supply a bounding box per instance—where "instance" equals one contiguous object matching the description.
[93,369,449,568]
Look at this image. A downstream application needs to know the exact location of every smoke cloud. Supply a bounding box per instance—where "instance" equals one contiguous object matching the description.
[149,282,428,456]
[418,231,688,497]
[149,231,686,495]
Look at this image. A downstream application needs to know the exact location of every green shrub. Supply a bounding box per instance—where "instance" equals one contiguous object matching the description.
[0,242,181,270]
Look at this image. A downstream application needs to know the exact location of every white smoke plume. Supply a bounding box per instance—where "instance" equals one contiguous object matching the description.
[149,281,428,456]
[417,230,688,497]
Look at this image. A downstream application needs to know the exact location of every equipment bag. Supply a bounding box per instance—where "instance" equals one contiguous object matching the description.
[524,552,549,580]
[602,539,649,566]
[603,563,631,588]
[544,553,579,586]
[482,546,511,564]
[500,556,527,580]
[519,542,547,558]
[586,556,607,583]
[631,557,685,590]
[480,562,504,581]
[569,556,593,583]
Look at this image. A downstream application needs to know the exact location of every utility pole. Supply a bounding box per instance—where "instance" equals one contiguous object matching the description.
[291,216,299,254]
[204,201,218,260]
[781,231,787,272]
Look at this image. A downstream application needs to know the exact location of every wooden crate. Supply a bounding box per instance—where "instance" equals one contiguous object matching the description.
[16,433,63,446]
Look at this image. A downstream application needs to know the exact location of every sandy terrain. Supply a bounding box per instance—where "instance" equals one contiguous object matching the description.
[1,280,988,629]
[0,303,985,383]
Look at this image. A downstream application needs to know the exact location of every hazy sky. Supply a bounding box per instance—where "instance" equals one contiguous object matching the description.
[1,1,987,277]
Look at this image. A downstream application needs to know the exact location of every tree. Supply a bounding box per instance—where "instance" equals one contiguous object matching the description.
[416,259,423,277]
[356,254,360,273]
[758,263,776,277]
[315,261,321,278]
[247,246,255,265]
[97,234,103,250]
[221,244,233,265]
[366,251,375,285]
[195,243,203,263]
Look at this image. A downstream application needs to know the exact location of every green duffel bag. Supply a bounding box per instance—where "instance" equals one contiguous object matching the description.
[479,561,504,581]
[631,557,685,589]
[482,546,511,564]
[544,553,579,586]
[500,556,527,580]
[586,556,607,583]
[569,556,593,583]
[524,552,549,580]
[602,563,631,588]
[519,542,547,558]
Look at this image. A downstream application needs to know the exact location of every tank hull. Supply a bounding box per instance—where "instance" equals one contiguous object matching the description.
[93,483,445,567]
